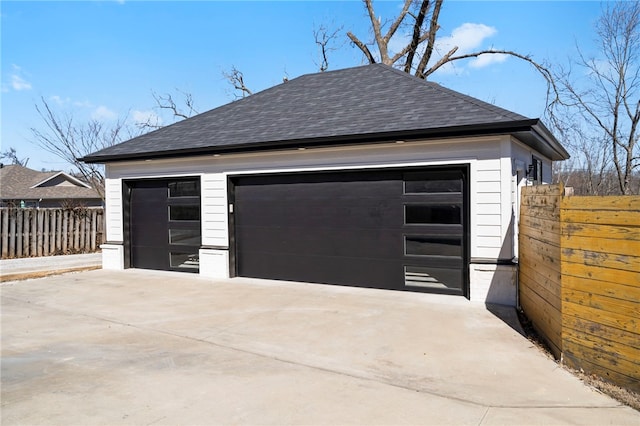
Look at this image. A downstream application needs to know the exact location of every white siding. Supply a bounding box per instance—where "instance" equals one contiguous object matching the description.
[474,158,503,259]
[102,135,544,304]
[104,178,123,242]
[201,173,229,247]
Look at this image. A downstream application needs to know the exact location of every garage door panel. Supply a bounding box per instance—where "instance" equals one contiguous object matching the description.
[237,226,402,259]
[128,178,201,273]
[238,251,403,289]
[233,167,468,296]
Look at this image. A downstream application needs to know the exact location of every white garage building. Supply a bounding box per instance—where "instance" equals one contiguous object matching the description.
[83,64,569,306]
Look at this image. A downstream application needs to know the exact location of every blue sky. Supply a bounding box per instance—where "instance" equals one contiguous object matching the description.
[2,1,603,171]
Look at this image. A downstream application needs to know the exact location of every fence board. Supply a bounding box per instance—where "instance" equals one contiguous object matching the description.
[519,184,564,359]
[563,274,639,303]
[562,195,640,211]
[562,247,640,274]
[562,350,640,393]
[519,288,562,357]
[0,208,104,259]
[30,210,37,257]
[562,209,640,227]
[519,185,640,392]
[1,208,8,258]
[563,315,640,351]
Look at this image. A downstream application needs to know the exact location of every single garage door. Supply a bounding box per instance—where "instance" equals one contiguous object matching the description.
[127,178,201,273]
[231,167,468,296]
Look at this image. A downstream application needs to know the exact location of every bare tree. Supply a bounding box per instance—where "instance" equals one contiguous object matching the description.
[346,0,554,85]
[549,2,640,195]
[314,24,344,72]
[223,66,253,99]
[1,147,29,167]
[30,97,135,199]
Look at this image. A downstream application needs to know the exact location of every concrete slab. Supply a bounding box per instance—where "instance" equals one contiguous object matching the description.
[0,253,102,282]
[2,269,639,425]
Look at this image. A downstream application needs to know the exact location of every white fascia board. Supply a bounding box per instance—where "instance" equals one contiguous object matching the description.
[30,171,91,189]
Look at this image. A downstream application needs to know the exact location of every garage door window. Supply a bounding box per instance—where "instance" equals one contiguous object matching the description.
[169,181,200,197]
[405,235,462,257]
[405,204,461,224]
[169,205,200,221]
[404,179,462,194]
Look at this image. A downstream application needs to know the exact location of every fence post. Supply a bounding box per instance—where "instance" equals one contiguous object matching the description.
[62,210,68,253]
[1,208,8,258]
[37,210,44,256]
[30,209,37,257]
[55,210,62,254]
[9,209,16,258]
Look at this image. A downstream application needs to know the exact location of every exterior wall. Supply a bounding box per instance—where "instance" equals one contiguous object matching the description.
[104,178,123,243]
[103,135,554,305]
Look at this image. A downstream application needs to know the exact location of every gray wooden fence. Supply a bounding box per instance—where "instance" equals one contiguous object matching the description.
[1,207,104,259]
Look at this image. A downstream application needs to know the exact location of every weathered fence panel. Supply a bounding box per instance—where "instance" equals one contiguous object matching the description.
[560,195,640,392]
[519,186,640,393]
[519,184,563,358]
[0,207,104,259]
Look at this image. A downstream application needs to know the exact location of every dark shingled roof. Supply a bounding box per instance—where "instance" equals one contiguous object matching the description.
[83,64,569,163]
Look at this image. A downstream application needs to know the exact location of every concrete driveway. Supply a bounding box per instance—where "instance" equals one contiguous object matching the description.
[2,269,638,425]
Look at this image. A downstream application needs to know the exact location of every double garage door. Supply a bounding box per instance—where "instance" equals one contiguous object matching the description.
[232,166,468,296]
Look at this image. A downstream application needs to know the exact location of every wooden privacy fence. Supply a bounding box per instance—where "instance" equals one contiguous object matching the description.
[519,184,639,392]
[1,207,104,259]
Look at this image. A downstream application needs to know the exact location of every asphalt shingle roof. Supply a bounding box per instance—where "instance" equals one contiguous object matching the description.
[0,165,101,201]
[84,64,567,162]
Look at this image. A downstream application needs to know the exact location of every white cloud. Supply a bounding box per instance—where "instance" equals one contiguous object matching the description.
[73,100,93,108]
[11,74,31,91]
[387,23,504,75]
[91,105,117,121]
[9,65,32,91]
[132,109,161,127]
[436,23,497,55]
[50,95,71,105]
[430,23,501,75]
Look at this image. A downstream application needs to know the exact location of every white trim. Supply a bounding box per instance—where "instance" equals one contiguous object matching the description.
[224,158,475,178]
[117,172,205,181]
[30,171,91,189]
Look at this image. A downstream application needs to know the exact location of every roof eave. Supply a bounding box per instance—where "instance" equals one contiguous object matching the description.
[81,120,549,164]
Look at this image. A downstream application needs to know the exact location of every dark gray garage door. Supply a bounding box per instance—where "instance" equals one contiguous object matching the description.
[127,178,201,273]
[231,167,468,296]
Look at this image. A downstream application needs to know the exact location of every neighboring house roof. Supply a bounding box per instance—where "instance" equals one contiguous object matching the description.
[82,64,569,163]
[0,164,101,201]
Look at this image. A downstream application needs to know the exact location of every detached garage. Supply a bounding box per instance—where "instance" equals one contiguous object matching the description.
[83,64,568,305]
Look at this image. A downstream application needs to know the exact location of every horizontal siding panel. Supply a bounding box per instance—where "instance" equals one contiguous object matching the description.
[477,214,501,226]
[203,212,228,223]
[474,247,501,258]
[475,169,501,182]
[201,173,228,248]
[475,204,501,215]
[475,193,501,204]
[202,232,229,246]
[476,235,502,248]
[476,225,501,237]
[476,181,501,194]
[203,204,228,215]
[104,178,122,242]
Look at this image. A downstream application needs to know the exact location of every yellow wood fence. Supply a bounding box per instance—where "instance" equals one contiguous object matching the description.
[519,185,639,392]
